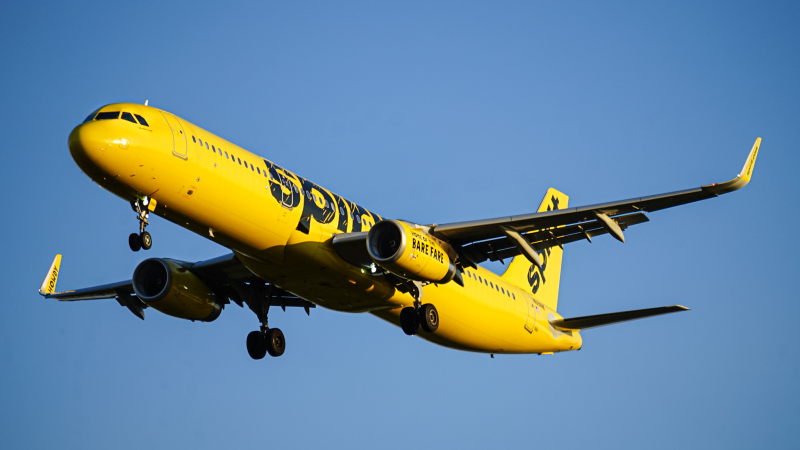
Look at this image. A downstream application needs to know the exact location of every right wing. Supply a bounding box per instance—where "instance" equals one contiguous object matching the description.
[431,138,761,266]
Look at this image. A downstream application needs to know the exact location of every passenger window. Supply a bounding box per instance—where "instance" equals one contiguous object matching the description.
[121,112,137,123]
[192,136,197,143]
[95,111,120,120]
[496,285,499,291]
[134,114,149,126]
[199,138,203,146]
[206,142,209,149]
[212,145,215,152]
[263,170,267,178]
[512,293,516,299]
[225,151,229,158]
[251,165,255,172]
[478,276,482,283]
[257,167,261,174]
[238,158,242,165]
[501,287,505,294]
[244,161,248,168]
[490,282,494,289]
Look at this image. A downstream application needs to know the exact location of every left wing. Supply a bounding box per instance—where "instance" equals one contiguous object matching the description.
[38,253,314,320]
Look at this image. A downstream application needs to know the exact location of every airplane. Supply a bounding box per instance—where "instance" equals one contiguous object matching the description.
[38,102,760,359]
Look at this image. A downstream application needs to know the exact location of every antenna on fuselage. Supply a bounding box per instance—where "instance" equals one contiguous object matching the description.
[145,100,149,106]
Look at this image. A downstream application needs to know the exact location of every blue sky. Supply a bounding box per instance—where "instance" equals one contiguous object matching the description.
[1,1,799,448]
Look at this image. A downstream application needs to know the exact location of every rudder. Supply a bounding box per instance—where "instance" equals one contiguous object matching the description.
[501,188,568,311]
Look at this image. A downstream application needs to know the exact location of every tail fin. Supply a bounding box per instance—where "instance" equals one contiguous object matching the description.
[501,189,568,311]
[39,254,62,296]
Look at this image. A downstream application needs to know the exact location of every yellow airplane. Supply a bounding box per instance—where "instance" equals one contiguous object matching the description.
[38,102,760,359]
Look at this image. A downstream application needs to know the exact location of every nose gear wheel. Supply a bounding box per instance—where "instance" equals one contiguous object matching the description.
[129,199,153,252]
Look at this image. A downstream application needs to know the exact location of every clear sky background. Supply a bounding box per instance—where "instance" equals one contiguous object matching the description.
[1,1,798,448]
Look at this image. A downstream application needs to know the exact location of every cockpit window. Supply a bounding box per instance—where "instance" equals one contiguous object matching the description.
[83,110,100,123]
[134,114,149,127]
[121,112,137,124]
[96,111,120,120]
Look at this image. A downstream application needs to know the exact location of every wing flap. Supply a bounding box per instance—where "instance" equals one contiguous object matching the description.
[550,305,689,331]
[460,212,650,264]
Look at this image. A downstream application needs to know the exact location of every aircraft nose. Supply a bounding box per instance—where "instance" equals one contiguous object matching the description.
[68,121,108,165]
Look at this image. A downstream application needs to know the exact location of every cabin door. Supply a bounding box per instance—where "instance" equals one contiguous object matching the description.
[524,296,538,333]
[159,111,188,159]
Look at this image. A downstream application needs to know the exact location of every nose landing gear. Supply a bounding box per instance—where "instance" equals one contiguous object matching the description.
[129,199,153,252]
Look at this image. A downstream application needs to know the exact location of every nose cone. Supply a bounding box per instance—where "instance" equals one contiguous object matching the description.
[68,121,108,170]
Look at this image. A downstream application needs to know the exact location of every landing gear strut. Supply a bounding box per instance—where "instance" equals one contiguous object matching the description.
[399,281,439,336]
[129,199,152,252]
[245,284,286,359]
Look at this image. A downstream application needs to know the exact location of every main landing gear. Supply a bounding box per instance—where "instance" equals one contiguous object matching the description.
[247,327,286,359]
[128,199,152,252]
[245,284,286,359]
[399,282,439,336]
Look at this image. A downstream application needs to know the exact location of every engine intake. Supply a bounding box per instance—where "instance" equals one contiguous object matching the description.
[367,220,457,284]
[132,258,221,322]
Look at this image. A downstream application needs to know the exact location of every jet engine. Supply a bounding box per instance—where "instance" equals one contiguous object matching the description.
[132,258,221,322]
[367,219,457,284]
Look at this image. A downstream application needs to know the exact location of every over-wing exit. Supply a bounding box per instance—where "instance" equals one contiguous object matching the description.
[39,102,760,359]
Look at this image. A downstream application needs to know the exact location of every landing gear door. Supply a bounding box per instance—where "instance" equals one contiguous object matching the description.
[159,111,188,160]
[524,295,537,333]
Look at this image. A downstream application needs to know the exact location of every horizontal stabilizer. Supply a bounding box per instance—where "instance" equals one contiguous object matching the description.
[550,305,689,331]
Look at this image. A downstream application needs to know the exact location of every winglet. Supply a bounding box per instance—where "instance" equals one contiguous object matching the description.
[704,138,761,195]
[39,254,62,296]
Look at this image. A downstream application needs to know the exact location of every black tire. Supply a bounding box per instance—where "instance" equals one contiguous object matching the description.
[140,231,152,250]
[246,331,267,360]
[128,233,142,252]
[400,306,420,336]
[266,328,286,357]
[419,303,439,333]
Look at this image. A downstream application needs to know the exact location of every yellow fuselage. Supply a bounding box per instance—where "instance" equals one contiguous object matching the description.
[69,103,582,354]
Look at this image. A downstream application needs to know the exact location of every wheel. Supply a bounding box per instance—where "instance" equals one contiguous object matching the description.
[246,331,267,360]
[400,306,420,335]
[140,231,152,250]
[266,328,286,357]
[419,303,439,333]
[128,233,142,252]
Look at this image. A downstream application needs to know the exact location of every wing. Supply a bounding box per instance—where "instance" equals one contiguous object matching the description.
[431,138,761,266]
[38,253,314,320]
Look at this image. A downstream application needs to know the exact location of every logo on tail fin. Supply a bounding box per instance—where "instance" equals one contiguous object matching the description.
[526,195,561,294]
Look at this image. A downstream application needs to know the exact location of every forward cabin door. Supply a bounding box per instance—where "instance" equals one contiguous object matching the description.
[159,111,188,159]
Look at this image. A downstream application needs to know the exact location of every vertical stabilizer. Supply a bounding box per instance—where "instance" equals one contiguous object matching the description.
[501,189,568,311]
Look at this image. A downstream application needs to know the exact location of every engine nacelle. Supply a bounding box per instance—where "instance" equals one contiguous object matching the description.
[132,258,221,322]
[367,220,457,284]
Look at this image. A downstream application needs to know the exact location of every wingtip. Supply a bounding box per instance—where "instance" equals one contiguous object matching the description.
[675,305,690,311]
[38,254,62,296]
[703,138,761,195]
